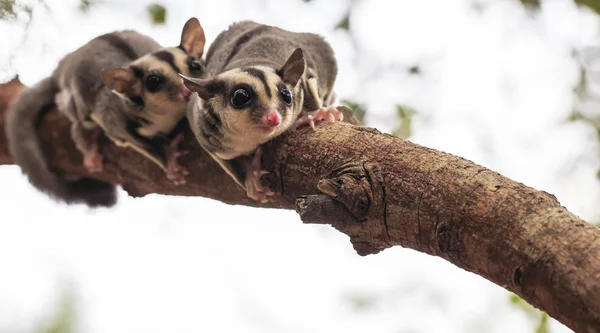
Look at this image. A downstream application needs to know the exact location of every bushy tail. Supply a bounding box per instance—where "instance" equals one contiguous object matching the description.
[6,77,117,207]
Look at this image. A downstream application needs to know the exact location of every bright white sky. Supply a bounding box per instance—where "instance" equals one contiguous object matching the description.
[0,0,597,332]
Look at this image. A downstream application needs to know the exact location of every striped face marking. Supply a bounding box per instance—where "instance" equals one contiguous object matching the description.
[183,66,304,159]
[101,48,202,137]
[182,47,307,159]
[101,17,206,138]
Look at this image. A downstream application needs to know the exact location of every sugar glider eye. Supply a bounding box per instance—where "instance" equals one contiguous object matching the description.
[279,85,292,105]
[230,88,253,109]
[145,75,163,92]
[189,60,202,72]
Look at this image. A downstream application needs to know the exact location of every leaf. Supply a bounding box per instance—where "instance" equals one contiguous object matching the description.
[568,110,584,122]
[509,294,552,333]
[79,0,93,12]
[0,0,17,20]
[519,0,541,11]
[147,3,167,25]
[343,293,379,311]
[534,313,550,333]
[408,65,421,75]
[576,0,600,15]
[391,104,417,139]
[35,288,77,333]
[340,99,366,123]
[335,12,350,31]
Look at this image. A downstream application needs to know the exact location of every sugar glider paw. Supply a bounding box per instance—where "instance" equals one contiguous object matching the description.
[244,147,274,203]
[166,133,190,186]
[293,106,344,130]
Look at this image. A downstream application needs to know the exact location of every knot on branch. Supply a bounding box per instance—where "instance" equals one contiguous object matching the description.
[295,161,391,256]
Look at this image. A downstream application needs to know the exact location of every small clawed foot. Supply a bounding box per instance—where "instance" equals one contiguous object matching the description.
[293,106,344,131]
[245,148,274,203]
[166,133,189,185]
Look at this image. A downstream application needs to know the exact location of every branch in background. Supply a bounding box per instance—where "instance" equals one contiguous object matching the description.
[2,78,600,332]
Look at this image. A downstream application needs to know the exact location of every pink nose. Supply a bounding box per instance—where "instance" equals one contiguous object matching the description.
[263,109,281,128]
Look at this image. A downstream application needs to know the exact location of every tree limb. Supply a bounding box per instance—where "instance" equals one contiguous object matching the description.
[1,77,599,333]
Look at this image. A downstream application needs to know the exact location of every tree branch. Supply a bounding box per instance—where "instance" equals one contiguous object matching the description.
[1,77,599,333]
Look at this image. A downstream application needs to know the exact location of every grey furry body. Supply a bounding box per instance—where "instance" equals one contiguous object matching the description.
[7,17,206,207]
[205,20,337,107]
[7,31,160,207]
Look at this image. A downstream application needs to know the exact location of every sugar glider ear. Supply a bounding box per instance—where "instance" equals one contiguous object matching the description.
[180,17,206,59]
[279,48,306,87]
[101,67,136,93]
[179,73,213,100]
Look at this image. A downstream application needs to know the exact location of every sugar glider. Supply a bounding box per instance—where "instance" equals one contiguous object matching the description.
[181,20,344,202]
[6,18,206,207]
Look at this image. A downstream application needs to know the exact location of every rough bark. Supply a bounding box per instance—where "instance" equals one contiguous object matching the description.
[1,77,599,333]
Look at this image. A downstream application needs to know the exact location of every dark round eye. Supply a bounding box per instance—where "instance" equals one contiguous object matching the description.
[279,86,292,105]
[145,75,163,92]
[189,60,202,72]
[230,88,252,108]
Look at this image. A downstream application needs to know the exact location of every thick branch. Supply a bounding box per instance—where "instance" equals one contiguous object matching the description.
[1,78,599,333]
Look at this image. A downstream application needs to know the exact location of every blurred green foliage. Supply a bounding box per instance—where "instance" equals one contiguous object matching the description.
[147,3,166,25]
[392,105,417,139]
[569,66,600,185]
[519,0,541,10]
[408,65,421,75]
[340,99,366,123]
[343,292,379,311]
[577,0,600,14]
[0,0,32,21]
[0,0,16,19]
[79,0,93,13]
[335,12,350,31]
[509,294,551,333]
[35,288,77,333]
[516,0,600,14]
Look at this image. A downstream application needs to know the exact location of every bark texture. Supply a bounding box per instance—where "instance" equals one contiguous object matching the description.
[1,77,599,333]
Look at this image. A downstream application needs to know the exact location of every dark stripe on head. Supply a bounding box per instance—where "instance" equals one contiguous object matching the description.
[201,80,228,107]
[99,33,140,60]
[209,80,227,94]
[153,50,181,74]
[131,66,144,78]
[243,68,271,99]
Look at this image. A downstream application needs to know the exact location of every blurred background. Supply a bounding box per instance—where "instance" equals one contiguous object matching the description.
[1,0,599,332]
